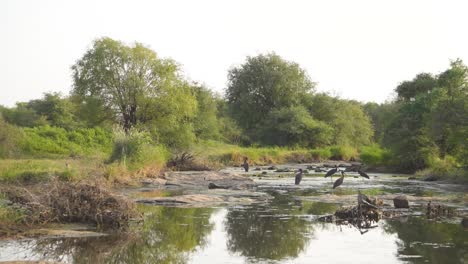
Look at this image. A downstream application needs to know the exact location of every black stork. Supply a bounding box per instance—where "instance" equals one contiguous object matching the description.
[357,169,370,179]
[333,171,345,189]
[295,169,303,185]
[324,165,339,183]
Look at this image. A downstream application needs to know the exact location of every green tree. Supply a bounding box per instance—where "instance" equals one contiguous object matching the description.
[192,84,220,140]
[259,106,333,147]
[306,93,374,147]
[226,53,315,131]
[72,37,184,132]
[27,92,78,129]
[384,93,436,172]
[395,73,438,101]
[0,103,47,127]
[363,102,399,143]
[430,59,468,161]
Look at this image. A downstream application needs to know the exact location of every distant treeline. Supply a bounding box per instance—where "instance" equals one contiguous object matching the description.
[0,37,467,175]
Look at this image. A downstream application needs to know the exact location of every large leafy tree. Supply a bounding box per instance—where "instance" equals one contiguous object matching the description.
[431,59,468,161]
[72,37,183,132]
[259,106,333,147]
[192,84,221,140]
[306,93,374,147]
[395,73,438,101]
[377,59,468,171]
[226,53,315,131]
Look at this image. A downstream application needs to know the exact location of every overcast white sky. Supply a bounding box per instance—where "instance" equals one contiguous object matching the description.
[2,0,467,106]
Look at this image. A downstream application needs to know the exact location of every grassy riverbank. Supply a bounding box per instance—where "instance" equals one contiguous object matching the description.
[0,131,466,237]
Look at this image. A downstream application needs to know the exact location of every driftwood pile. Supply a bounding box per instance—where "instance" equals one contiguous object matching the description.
[167,152,212,171]
[1,180,137,229]
[319,192,382,230]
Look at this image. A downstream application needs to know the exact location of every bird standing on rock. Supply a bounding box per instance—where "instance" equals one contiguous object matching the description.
[295,169,303,185]
[324,165,339,183]
[333,171,345,189]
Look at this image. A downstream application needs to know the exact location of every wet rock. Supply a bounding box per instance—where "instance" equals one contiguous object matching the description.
[208,183,228,189]
[262,171,267,175]
[254,167,262,171]
[164,171,256,189]
[306,165,315,170]
[318,214,336,222]
[24,228,107,239]
[275,168,291,173]
[462,217,468,228]
[267,166,277,170]
[408,176,417,180]
[423,175,439,181]
[393,195,409,208]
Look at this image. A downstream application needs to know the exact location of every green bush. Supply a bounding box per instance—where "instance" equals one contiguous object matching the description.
[0,159,80,183]
[19,126,112,158]
[109,129,170,169]
[309,148,332,160]
[0,116,23,158]
[359,144,392,166]
[329,146,359,161]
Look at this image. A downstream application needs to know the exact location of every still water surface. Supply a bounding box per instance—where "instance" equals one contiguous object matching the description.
[0,173,467,264]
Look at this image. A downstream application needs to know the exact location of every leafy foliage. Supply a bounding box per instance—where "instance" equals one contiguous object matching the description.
[259,106,333,147]
[227,53,315,131]
[20,126,112,158]
[72,37,186,132]
[371,59,468,173]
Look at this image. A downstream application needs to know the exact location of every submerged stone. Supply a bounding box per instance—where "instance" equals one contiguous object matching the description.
[393,195,409,208]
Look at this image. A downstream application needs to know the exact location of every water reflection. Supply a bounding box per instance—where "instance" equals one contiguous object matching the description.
[1,186,467,263]
[384,217,468,264]
[224,193,314,261]
[0,206,215,264]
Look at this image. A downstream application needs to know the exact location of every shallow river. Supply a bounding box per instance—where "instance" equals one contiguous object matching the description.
[1,168,467,264]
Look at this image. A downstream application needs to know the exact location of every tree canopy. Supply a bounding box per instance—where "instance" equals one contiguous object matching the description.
[226,53,315,131]
[72,37,187,132]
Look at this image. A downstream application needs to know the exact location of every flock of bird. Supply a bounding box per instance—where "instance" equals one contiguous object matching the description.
[324,165,370,189]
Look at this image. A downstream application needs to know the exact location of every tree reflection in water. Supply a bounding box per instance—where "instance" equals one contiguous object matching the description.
[224,194,314,261]
[383,217,468,264]
[30,206,215,264]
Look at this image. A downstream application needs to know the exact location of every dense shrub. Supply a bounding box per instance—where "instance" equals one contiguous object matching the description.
[0,116,23,158]
[109,129,170,170]
[329,146,359,161]
[309,148,332,161]
[19,126,112,157]
[359,144,392,166]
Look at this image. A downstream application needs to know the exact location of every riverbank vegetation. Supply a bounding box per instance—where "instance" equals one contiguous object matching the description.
[0,37,467,234]
[1,37,467,183]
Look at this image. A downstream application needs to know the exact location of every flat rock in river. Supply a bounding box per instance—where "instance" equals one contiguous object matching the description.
[136,190,271,207]
[162,171,256,189]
